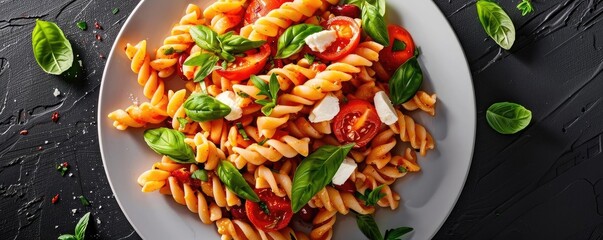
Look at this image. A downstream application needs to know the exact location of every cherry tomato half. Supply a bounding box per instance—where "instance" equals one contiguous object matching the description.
[245,188,293,232]
[245,0,292,24]
[314,16,361,61]
[332,100,381,148]
[380,24,416,72]
[215,44,270,81]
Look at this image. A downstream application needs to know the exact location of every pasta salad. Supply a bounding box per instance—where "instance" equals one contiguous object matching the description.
[107,0,436,239]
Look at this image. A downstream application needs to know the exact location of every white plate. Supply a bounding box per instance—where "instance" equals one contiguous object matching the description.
[98,0,476,239]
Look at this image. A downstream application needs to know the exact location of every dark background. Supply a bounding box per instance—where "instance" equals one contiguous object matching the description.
[0,0,602,239]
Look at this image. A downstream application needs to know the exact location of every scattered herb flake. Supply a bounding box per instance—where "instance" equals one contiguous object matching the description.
[258,138,268,146]
[191,169,208,181]
[57,162,69,176]
[236,122,249,140]
[79,195,90,206]
[76,21,87,31]
[392,39,407,52]
[163,47,176,55]
[176,117,188,131]
[517,0,534,16]
[236,91,250,98]
[398,166,408,173]
[259,201,270,215]
[222,60,228,70]
[356,185,385,207]
[95,34,102,41]
[304,53,315,64]
[112,7,119,15]
[51,194,60,204]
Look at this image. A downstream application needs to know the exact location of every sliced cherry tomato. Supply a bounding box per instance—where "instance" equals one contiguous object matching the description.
[297,204,318,223]
[329,4,361,18]
[380,24,416,72]
[332,100,381,148]
[245,0,292,24]
[333,179,356,194]
[245,188,293,232]
[314,16,361,61]
[230,204,247,221]
[176,52,189,81]
[215,44,270,81]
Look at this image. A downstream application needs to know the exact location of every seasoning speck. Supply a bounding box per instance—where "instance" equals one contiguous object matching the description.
[95,34,102,41]
[112,8,119,15]
[19,130,28,135]
[51,112,60,123]
[68,173,73,177]
[71,209,77,214]
[51,194,59,204]
[94,21,102,30]
[53,88,61,97]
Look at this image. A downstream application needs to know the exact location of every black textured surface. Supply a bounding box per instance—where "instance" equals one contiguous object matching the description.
[0,0,602,239]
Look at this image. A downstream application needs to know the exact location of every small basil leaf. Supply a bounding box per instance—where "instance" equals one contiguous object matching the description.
[269,73,279,100]
[219,51,235,62]
[191,169,208,181]
[32,20,74,75]
[392,39,407,52]
[217,161,260,202]
[361,2,389,46]
[384,227,414,240]
[275,24,323,59]
[184,93,231,122]
[74,212,90,240]
[184,53,219,82]
[476,0,516,50]
[219,33,266,54]
[250,75,270,97]
[516,0,534,16]
[356,214,383,240]
[144,128,196,163]
[58,234,77,240]
[304,53,315,64]
[389,57,423,105]
[190,25,221,53]
[261,102,275,116]
[486,102,532,134]
[291,143,355,212]
[359,185,385,207]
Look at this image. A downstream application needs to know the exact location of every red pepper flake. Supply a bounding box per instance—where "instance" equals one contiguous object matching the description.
[99,53,105,59]
[19,130,28,135]
[57,162,69,176]
[51,112,60,122]
[95,34,102,41]
[94,21,102,30]
[38,146,43,151]
[51,194,59,204]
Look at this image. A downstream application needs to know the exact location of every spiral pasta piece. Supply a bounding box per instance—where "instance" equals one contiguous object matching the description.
[199,173,242,207]
[232,135,310,165]
[366,128,398,169]
[150,4,204,78]
[287,117,332,139]
[107,102,168,130]
[124,40,169,108]
[165,174,224,224]
[184,132,226,170]
[166,89,200,134]
[402,91,437,116]
[216,218,307,240]
[310,209,337,240]
[309,186,375,215]
[203,0,245,34]
[389,109,435,156]
[254,165,292,198]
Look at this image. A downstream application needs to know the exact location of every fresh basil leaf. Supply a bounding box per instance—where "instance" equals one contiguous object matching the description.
[356,185,385,207]
[190,25,221,53]
[218,51,235,62]
[486,102,532,134]
[58,234,77,240]
[397,166,407,173]
[269,73,279,100]
[219,33,266,54]
[361,2,389,47]
[356,214,383,240]
[217,161,260,202]
[275,24,322,59]
[250,75,270,97]
[191,169,208,181]
[476,0,516,50]
[291,143,355,212]
[346,0,386,16]
[304,53,315,64]
[389,57,423,105]
[144,128,196,163]
[184,53,219,83]
[384,227,413,240]
[392,39,407,52]
[176,117,188,130]
[184,93,231,122]
[261,102,275,116]
[516,0,534,16]
[74,212,90,240]
[32,20,74,75]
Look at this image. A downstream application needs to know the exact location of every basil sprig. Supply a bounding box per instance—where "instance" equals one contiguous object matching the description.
[486,102,532,134]
[356,214,414,240]
[183,53,219,83]
[58,212,91,240]
[189,25,265,62]
[389,57,423,105]
[251,73,279,116]
[516,0,534,16]
[345,0,386,16]
[32,20,73,75]
[290,143,355,213]
[217,161,260,202]
[356,185,385,207]
[476,0,515,50]
[275,24,323,59]
[184,93,231,122]
[361,1,389,46]
[144,128,195,163]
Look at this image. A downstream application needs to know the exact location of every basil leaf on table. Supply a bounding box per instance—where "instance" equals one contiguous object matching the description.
[144,128,195,163]
[32,20,73,75]
[219,32,266,54]
[183,53,219,83]
[184,93,231,122]
[384,227,414,240]
[356,214,383,240]
[58,235,77,240]
[476,0,515,50]
[189,25,221,53]
[486,102,532,134]
[217,161,260,202]
[389,57,423,105]
[74,212,91,240]
[361,2,389,47]
[291,143,355,213]
[275,24,323,59]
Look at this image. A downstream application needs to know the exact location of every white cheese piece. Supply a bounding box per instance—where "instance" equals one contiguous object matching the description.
[374,91,399,125]
[305,30,338,53]
[332,157,357,185]
[215,91,242,121]
[309,93,340,123]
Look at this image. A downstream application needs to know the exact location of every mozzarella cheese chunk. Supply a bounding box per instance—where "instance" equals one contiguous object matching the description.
[309,93,340,123]
[305,30,338,53]
[374,91,399,125]
[332,157,357,185]
[215,91,242,121]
